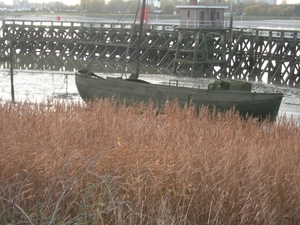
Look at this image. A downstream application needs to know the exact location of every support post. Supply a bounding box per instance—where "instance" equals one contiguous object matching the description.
[10,40,15,103]
[192,31,201,77]
[173,31,183,74]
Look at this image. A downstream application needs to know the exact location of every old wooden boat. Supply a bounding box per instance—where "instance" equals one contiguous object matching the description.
[75,70,283,121]
[75,0,283,122]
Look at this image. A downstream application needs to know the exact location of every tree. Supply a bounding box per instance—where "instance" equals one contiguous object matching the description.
[282,6,294,17]
[48,1,67,11]
[267,6,281,16]
[294,4,300,16]
[105,0,126,13]
[295,4,300,16]
[86,0,105,13]
[244,4,262,16]
[236,2,246,15]
[162,2,175,14]
[127,0,140,14]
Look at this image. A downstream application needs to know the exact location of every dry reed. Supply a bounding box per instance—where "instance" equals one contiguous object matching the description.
[0,99,299,225]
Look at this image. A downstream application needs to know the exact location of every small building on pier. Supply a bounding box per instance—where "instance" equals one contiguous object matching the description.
[176,5,228,28]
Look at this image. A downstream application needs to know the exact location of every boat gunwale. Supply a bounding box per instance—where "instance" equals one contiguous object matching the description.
[75,72,284,98]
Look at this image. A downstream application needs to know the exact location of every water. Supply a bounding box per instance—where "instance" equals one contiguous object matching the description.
[0,70,80,103]
[1,69,300,123]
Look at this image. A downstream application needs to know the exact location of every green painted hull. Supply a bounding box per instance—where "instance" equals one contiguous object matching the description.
[75,72,283,122]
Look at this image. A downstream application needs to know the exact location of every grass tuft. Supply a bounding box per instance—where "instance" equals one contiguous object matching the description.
[0,99,299,224]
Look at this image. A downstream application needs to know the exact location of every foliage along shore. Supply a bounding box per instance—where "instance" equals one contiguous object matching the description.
[1,10,300,21]
[1,99,300,224]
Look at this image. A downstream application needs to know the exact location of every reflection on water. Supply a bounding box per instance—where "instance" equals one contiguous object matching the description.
[0,54,300,121]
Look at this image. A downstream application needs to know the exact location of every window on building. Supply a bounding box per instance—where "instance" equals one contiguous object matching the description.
[210,11,214,20]
[187,11,190,18]
[200,11,204,20]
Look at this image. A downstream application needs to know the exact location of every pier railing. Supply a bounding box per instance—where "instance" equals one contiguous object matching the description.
[2,19,300,39]
[2,19,179,32]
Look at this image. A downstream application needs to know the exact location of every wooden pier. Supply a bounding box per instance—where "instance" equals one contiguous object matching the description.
[1,19,300,87]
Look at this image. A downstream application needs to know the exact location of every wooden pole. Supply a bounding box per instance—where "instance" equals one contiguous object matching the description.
[10,40,15,103]
[229,0,233,43]
[135,0,147,78]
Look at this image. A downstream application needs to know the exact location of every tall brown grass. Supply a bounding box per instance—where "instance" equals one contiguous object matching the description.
[0,99,299,225]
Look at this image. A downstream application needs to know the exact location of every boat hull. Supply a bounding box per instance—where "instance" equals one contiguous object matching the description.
[75,72,283,122]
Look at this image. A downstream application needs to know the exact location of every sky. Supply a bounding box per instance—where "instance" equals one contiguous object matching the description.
[5,0,80,6]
